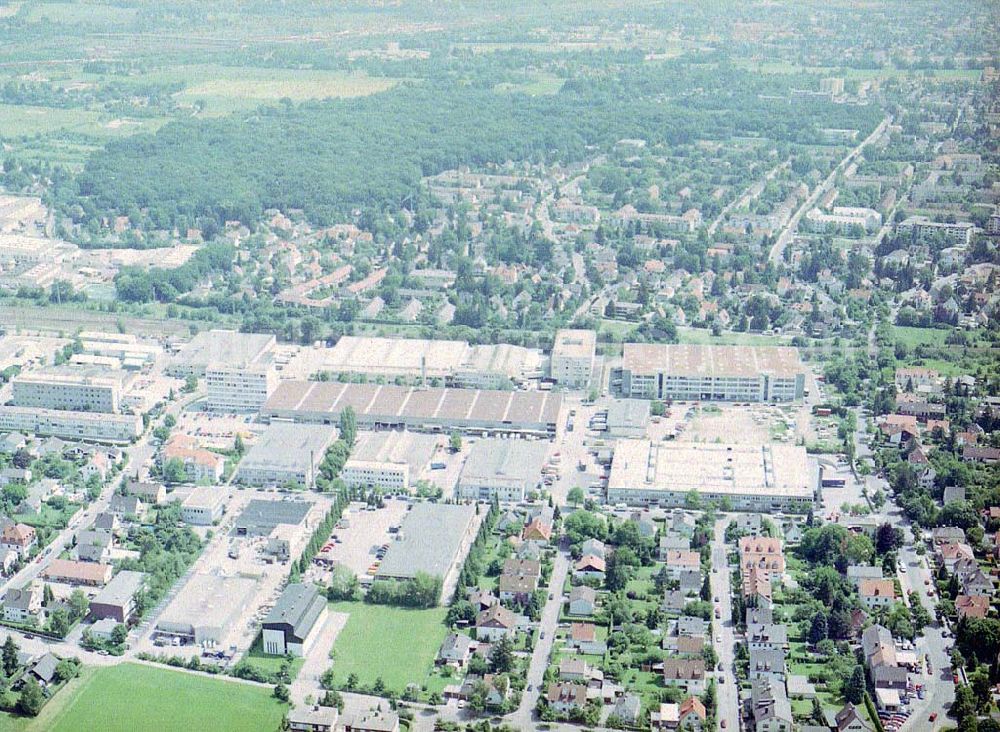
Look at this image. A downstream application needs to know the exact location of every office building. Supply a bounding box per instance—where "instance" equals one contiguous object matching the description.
[181,487,227,525]
[89,570,146,623]
[0,405,142,444]
[613,344,805,402]
[550,329,596,388]
[457,438,549,502]
[205,361,277,413]
[341,431,439,493]
[235,423,335,488]
[12,367,126,413]
[607,440,815,513]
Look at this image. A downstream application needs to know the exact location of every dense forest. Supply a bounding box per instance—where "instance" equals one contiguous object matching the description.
[59,63,883,231]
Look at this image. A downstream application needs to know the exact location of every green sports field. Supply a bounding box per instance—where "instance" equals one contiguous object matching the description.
[327,601,449,693]
[12,663,286,732]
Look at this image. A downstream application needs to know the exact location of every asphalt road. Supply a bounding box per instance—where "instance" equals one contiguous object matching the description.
[711,518,740,728]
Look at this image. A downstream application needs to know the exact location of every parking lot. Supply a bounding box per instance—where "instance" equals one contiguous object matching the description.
[173,407,261,450]
[310,499,410,582]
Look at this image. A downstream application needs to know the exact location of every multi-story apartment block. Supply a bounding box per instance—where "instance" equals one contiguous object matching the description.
[550,329,596,389]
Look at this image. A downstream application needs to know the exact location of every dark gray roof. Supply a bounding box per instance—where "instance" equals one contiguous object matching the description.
[263,583,325,641]
[31,653,59,683]
[234,499,312,536]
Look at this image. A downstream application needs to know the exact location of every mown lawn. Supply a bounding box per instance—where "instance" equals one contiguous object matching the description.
[328,601,448,693]
[23,663,286,732]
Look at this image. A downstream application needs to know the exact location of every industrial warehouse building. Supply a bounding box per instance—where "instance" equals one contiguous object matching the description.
[612,344,805,402]
[376,502,478,602]
[181,487,227,525]
[316,335,542,389]
[261,583,328,656]
[549,329,596,388]
[156,572,258,646]
[341,431,440,493]
[605,399,651,438]
[233,498,315,537]
[263,381,562,437]
[457,438,550,502]
[607,440,815,512]
[235,423,336,488]
[88,570,146,623]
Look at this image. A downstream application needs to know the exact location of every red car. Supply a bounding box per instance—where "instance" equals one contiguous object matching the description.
[929,712,937,722]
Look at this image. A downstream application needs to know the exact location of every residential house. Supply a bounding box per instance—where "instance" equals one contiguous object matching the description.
[568,586,596,616]
[749,678,793,732]
[650,703,680,730]
[437,633,474,668]
[579,539,606,559]
[126,481,167,505]
[0,523,36,558]
[287,705,339,732]
[747,623,789,652]
[678,696,707,731]
[662,590,687,613]
[610,694,643,726]
[662,659,705,694]
[659,533,690,558]
[342,712,399,732]
[937,541,975,572]
[664,550,701,580]
[108,494,145,522]
[29,653,59,686]
[558,657,602,683]
[846,565,883,588]
[858,579,896,610]
[955,594,990,620]
[931,527,966,545]
[740,537,785,577]
[833,703,874,732]
[162,434,225,482]
[749,647,787,685]
[522,517,552,543]
[2,584,41,623]
[76,530,113,563]
[546,682,588,714]
[574,554,606,581]
[475,605,517,642]
[568,622,606,655]
[963,446,1000,464]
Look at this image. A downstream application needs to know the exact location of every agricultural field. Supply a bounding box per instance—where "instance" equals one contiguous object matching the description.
[327,601,448,694]
[8,663,286,732]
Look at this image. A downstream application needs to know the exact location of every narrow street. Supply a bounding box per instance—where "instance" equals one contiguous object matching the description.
[711,518,740,728]
[512,550,571,727]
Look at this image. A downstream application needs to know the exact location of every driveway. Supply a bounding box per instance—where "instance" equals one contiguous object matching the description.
[290,610,349,704]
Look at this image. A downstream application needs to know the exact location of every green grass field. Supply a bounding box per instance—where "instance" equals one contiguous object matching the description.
[891,325,951,348]
[328,601,448,693]
[6,663,285,732]
[677,327,792,346]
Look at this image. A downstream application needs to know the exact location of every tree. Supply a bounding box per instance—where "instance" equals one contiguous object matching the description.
[875,523,903,554]
[17,677,44,717]
[489,635,515,674]
[3,635,19,676]
[567,486,585,507]
[234,433,245,456]
[273,683,290,702]
[448,432,462,453]
[161,457,187,484]
[844,664,865,705]
[55,659,79,682]
[808,611,828,645]
[339,406,357,447]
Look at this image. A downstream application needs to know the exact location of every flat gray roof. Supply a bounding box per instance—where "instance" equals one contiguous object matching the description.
[622,344,803,378]
[376,502,476,582]
[237,423,335,474]
[170,330,275,372]
[90,570,145,607]
[346,430,439,473]
[606,399,651,428]
[459,438,550,486]
[609,440,813,499]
